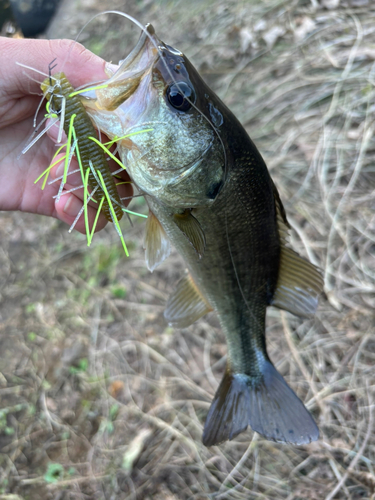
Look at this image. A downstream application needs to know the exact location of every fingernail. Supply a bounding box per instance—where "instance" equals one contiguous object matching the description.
[105,62,119,76]
[55,161,65,179]
[63,195,81,217]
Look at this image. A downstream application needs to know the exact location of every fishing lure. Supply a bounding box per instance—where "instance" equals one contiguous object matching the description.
[40,70,124,223]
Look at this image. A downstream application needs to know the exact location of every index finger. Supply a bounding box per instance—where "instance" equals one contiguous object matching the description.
[0,37,108,97]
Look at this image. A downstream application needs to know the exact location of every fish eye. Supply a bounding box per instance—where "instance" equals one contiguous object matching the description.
[166,82,195,111]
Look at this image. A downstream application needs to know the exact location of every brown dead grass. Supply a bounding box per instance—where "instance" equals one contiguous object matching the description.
[1,0,375,499]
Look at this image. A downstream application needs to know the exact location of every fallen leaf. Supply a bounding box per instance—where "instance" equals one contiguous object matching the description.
[108,380,125,398]
[294,17,316,42]
[239,27,254,53]
[263,26,286,49]
[321,0,340,9]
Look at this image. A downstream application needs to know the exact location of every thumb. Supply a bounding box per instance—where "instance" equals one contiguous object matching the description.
[1,37,107,97]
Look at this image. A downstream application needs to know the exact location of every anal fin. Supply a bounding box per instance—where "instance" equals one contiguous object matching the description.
[272,246,324,318]
[202,361,319,446]
[164,272,212,328]
[144,210,171,272]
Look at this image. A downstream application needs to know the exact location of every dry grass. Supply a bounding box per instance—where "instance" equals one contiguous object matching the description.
[1,0,375,498]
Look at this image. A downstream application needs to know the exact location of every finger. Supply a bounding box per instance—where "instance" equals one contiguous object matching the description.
[46,113,135,208]
[49,154,132,206]
[54,190,108,235]
[107,161,134,206]
[47,126,134,198]
[48,155,131,235]
[113,177,134,205]
[2,38,108,97]
[47,118,68,144]
[50,148,134,202]
[50,153,84,188]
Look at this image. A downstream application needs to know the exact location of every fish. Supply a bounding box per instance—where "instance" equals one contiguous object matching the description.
[80,24,324,446]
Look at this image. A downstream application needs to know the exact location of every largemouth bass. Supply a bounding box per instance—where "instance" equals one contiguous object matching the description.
[81,24,324,446]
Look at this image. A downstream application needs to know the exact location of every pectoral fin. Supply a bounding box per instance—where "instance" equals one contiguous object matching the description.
[164,272,212,328]
[272,187,324,317]
[173,210,206,258]
[144,211,171,272]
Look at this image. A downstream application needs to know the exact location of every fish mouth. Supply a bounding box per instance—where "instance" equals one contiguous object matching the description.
[109,23,160,85]
[82,24,162,110]
[94,24,186,109]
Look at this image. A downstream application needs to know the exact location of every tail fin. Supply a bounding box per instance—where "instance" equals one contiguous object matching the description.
[202,361,318,446]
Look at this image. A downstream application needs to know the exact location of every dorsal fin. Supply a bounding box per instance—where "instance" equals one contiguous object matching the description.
[164,272,212,328]
[144,210,171,272]
[272,182,290,240]
[173,210,206,259]
[271,186,324,318]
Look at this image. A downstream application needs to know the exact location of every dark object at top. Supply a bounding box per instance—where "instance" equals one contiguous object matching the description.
[10,0,60,37]
[0,0,16,35]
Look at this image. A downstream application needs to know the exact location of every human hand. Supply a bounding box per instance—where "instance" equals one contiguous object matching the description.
[0,37,132,234]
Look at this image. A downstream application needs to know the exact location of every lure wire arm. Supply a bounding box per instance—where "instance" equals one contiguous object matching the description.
[48,57,58,86]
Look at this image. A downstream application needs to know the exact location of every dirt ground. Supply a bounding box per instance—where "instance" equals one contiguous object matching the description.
[1,0,375,498]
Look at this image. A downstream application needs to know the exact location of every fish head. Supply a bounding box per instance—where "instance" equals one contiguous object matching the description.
[82,24,226,208]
